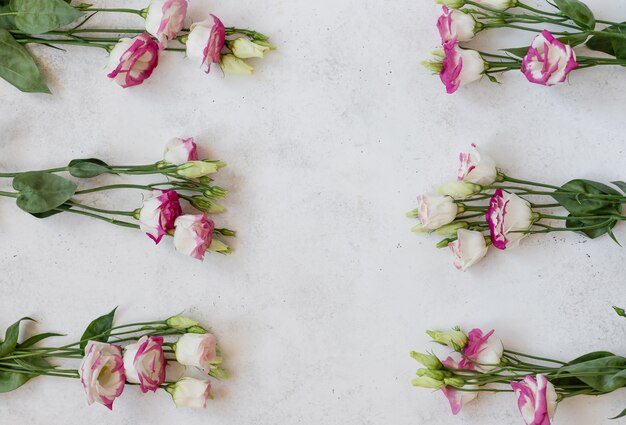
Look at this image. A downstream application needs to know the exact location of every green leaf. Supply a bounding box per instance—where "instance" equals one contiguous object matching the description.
[586,24,626,60]
[554,0,596,30]
[612,181,626,195]
[68,158,112,178]
[12,172,76,214]
[614,306,626,318]
[0,29,49,93]
[0,317,34,358]
[565,215,617,239]
[552,179,622,216]
[0,370,33,393]
[557,355,626,392]
[0,4,16,29]
[79,307,116,350]
[17,332,63,348]
[10,0,83,34]
[611,407,626,420]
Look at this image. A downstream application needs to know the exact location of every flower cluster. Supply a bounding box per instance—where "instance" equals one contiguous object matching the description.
[0,309,227,410]
[0,0,275,93]
[424,0,626,93]
[408,145,626,270]
[411,310,626,423]
[0,137,234,260]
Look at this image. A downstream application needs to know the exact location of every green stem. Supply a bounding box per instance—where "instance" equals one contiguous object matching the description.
[62,208,139,230]
[82,7,143,15]
[15,38,111,50]
[0,191,18,198]
[0,167,67,178]
[67,201,135,217]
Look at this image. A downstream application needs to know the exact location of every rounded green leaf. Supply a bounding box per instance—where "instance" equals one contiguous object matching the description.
[12,171,77,214]
[68,158,112,178]
[10,0,83,34]
[554,0,596,30]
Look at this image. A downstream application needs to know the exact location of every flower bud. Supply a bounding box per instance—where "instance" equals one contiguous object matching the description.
[220,54,254,75]
[189,196,225,214]
[187,325,208,334]
[416,369,448,381]
[421,60,444,74]
[426,329,468,350]
[228,38,271,59]
[410,351,443,370]
[435,0,465,8]
[444,377,465,387]
[434,221,469,235]
[410,223,431,233]
[204,186,228,199]
[207,239,231,255]
[437,181,481,198]
[412,376,445,389]
[166,315,199,330]
[177,161,226,179]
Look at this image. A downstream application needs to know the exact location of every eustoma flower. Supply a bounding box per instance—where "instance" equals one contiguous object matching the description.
[175,333,218,372]
[228,38,271,59]
[163,137,198,165]
[145,0,188,49]
[167,377,212,408]
[437,6,481,42]
[186,15,226,73]
[123,336,166,393]
[522,30,578,86]
[448,229,488,271]
[414,194,459,230]
[173,214,215,260]
[457,328,503,371]
[79,341,125,410]
[106,33,159,88]
[440,40,485,94]
[486,189,534,250]
[139,190,183,243]
[441,385,479,415]
[511,375,558,425]
[458,144,497,186]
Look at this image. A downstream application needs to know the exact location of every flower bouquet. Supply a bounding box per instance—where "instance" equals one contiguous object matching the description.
[424,0,626,93]
[411,307,626,423]
[407,145,626,270]
[0,308,227,409]
[0,137,234,260]
[0,0,275,93]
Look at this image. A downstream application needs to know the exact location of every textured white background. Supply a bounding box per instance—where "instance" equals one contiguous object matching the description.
[0,0,625,423]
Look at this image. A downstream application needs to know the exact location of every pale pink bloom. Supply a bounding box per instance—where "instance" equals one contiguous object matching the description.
[449,229,488,271]
[163,137,198,165]
[522,30,578,86]
[173,214,215,260]
[457,144,497,186]
[175,333,218,372]
[415,194,458,230]
[486,189,534,250]
[441,39,485,94]
[511,375,558,425]
[145,0,188,49]
[437,6,478,43]
[123,336,166,393]
[441,385,479,415]
[79,341,125,410]
[106,33,159,88]
[186,15,226,73]
[139,190,182,244]
[168,377,212,408]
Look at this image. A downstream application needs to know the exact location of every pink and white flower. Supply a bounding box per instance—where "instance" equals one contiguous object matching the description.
[167,377,212,408]
[441,384,479,415]
[145,0,188,49]
[441,39,485,94]
[163,137,198,165]
[173,214,215,260]
[522,30,578,86]
[106,33,159,88]
[446,328,503,371]
[511,375,558,425]
[123,336,166,393]
[458,144,498,186]
[449,229,488,271]
[174,333,218,372]
[415,194,458,230]
[186,15,226,73]
[79,341,125,410]
[139,190,182,244]
[437,6,480,43]
[486,189,534,250]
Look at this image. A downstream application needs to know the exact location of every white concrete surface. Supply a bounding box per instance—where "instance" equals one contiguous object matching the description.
[0,0,625,423]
